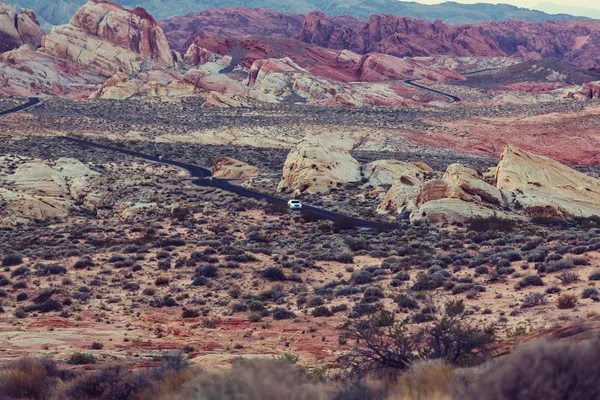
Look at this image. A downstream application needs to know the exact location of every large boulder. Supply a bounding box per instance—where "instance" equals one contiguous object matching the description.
[41,0,173,77]
[278,136,361,194]
[1,158,99,224]
[4,158,98,197]
[495,144,600,218]
[90,70,200,99]
[0,44,103,97]
[0,4,44,53]
[364,160,433,187]
[443,163,508,206]
[410,199,510,224]
[213,157,259,180]
[375,162,433,214]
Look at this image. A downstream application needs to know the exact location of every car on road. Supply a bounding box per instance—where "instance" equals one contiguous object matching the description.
[287,199,303,210]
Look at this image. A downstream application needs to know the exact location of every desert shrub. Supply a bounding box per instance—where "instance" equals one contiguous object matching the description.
[557,294,578,309]
[123,282,140,291]
[231,303,248,313]
[557,272,579,285]
[2,254,23,267]
[155,276,170,286]
[151,296,178,308]
[519,275,544,288]
[10,266,30,277]
[527,251,547,263]
[225,253,257,263]
[247,312,262,322]
[467,340,600,400]
[35,264,66,276]
[0,357,73,400]
[157,259,171,271]
[451,283,475,295]
[91,342,103,350]
[312,306,333,317]
[195,264,218,278]
[159,239,186,248]
[74,258,95,269]
[307,295,325,308]
[589,271,600,281]
[28,299,62,314]
[582,287,599,299]
[108,254,125,263]
[468,216,516,233]
[169,359,326,400]
[474,266,489,275]
[336,253,354,264]
[16,292,28,302]
[248,301,265,312]
[67,352,96,365]
[338,300,495,377]
[272,308,295,320]
[331,304,348,313]
[544,258,575,273]
[394,295,419,309]
[500,250,522,262]
[191,276,210,286]
[521,293,546,308]
[261,267,286,281]
[62,363,152,400]
[142,288,156,296]
[546,286,561,294]
[182,309,200,318]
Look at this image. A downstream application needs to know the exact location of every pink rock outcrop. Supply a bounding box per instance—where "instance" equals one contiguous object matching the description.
[0,3,44,53]
[41,0,173,77]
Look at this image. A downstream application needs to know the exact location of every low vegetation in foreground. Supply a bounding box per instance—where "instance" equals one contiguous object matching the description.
[1,334,600,399]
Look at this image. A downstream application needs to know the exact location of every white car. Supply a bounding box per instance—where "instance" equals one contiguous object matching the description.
[287,199,303,210]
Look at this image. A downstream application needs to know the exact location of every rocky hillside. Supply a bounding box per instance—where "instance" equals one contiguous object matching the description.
[278,136,600,223]
[157,8,600,70]
[3,0,585,27]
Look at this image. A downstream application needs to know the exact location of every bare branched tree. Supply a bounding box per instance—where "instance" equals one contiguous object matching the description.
[336,298,496,378]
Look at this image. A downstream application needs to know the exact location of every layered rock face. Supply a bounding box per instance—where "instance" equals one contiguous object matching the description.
[278,136,361,194]
[295,11,600,69]
[495,145,600,218]
[377,144,600,223]
[41,0,173,77]
[160,8,306,51]
[0,45,103,97]
[185,33,465,84]
[1,158,99,224]
[0,3,44,53]
[212,157,259,180]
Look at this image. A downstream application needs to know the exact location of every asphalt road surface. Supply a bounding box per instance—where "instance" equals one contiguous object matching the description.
[403,79,461,103]
[64,137,392,229]
[0,97,40,116]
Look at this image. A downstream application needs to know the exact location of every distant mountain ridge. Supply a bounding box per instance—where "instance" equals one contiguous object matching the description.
[4,0,587,29]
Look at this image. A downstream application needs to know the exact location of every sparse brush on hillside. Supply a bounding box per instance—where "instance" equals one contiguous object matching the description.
[3,337,600,399]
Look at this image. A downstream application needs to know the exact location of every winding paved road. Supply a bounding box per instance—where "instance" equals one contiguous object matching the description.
[0,97,40,116]
[64,137,389,229]
[2,97,388,228]
[403,79,461,103]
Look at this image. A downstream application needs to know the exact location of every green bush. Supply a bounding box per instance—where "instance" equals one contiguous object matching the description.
[468,216,516,233]
[67,351,97,365]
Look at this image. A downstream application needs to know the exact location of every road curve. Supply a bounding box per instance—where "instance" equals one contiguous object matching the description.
[0,97,41,116]
[64,137,392,230]
[403,79,461,103]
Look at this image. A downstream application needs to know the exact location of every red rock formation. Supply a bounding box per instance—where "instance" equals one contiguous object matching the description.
[187,34,463,83]
[297,12,600,68]
[160,8,364,52]
[0,3,44,53]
